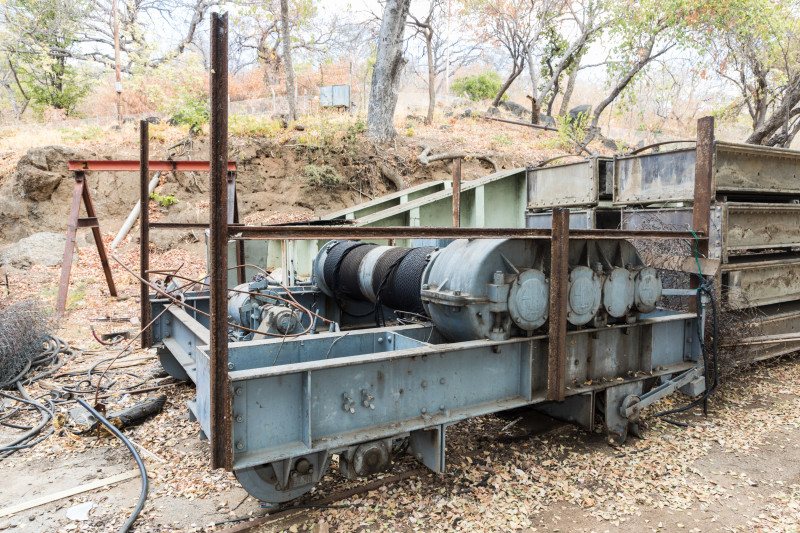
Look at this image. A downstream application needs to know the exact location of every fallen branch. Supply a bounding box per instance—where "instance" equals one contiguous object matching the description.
[416,144,499,173]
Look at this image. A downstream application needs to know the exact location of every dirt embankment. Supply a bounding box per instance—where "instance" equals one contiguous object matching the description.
[0,112,581,253]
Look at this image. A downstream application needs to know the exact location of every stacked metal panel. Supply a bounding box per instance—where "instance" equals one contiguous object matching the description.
[526,141,800,360]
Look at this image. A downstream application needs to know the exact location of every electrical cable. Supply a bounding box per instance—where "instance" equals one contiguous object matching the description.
[654,281,720,426]
[76,398,147,533]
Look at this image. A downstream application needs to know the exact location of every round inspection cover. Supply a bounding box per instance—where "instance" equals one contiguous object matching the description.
[567,266,601,326]
[603,267,635,317]
[508,269,549,330]
[634,267,662,313]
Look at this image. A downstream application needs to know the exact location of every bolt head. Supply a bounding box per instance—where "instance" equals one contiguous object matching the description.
[235,441,244,450]
[235,414,244,423]
[440,378,446,385]
[234,387,243,396]
[227,362,235,370]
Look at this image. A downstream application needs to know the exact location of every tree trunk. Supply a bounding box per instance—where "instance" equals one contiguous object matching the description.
[280,0,297,121]
[426,30,435,125]
[367,0,412,143]
[492,62,524,107]
[583,40,667,146]
[746,75,800,145]
[531,97,540,124]
[525,46,539,114]
[557,68,578,116]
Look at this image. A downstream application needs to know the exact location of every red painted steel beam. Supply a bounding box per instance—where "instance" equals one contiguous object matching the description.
[68,160,237,172]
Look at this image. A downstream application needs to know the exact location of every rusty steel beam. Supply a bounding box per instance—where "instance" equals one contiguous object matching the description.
[81,175,117,302]
[140,121,151,349]
[452,158,461,227]
[547,207,569,402]
[68,160,237,172]
[148,222,245,230]
[209,12,232,472]
[693,116,714,244]
[230,225,700,241]
[55,175,86,314]
[691,117,715,306]
[56,172,118,314]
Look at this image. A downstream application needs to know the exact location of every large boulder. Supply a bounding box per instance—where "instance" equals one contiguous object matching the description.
[13,145,85,201]
[499,100,529,118]
[0,232,73,269]
[568,104,592,122]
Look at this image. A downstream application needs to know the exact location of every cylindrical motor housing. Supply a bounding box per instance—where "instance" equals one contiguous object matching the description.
[420,238,662,341]
[313,238,662,342]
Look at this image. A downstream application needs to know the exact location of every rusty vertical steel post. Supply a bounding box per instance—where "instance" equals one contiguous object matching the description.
[693,117,714,246]
[452,158,461,227]
[139,121,151,349]
[209,12,232,471]
[691,117,714,305]
[547,207,569,402]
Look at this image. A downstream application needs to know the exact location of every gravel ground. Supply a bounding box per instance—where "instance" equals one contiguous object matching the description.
[0,244,798,533]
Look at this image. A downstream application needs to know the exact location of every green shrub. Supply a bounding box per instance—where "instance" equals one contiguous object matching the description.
[491,133,513,146]
[163,84,209,133]
[451,72,508,102]
[301,164,343,189]
[150,192,177,207]
[553,111,591,151]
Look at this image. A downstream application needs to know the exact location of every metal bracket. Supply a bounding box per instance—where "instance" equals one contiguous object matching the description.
[620,366,705,420]
[409,424,446,473]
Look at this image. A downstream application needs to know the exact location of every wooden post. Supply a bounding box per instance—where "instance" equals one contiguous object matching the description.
[140,121,151,348]
[547,207,569,402]
[209,12,232,471]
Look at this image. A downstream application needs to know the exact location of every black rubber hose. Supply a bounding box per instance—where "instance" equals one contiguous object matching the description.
[76,398,148,533]
[0,385,53,459]
[654,283,719,423]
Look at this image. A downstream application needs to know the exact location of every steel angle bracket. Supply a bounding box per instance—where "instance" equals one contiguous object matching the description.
[610,366,705,445]
[606,382,643,446]
[409,424,448,473]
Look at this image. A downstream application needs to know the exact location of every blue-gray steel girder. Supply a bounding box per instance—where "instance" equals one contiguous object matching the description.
[154,302,699,501]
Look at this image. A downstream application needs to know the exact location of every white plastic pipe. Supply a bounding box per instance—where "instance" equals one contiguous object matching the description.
[110,171,161,250]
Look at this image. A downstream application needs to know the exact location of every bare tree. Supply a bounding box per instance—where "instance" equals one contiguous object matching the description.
[708,23,800,147]
[407,0,440,124]
[280,0,297,120]
[526,0,605,122]
[0,60,29,122]
[464,0,567,107]
[367,0,413,143]
[407,0,480,123]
